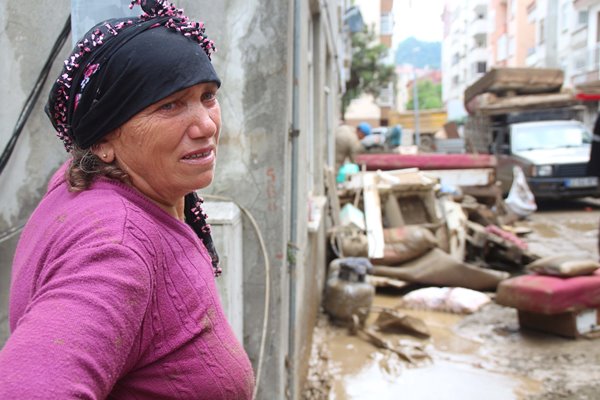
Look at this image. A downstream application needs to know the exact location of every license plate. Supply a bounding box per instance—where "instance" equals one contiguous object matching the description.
[565,177,598,188]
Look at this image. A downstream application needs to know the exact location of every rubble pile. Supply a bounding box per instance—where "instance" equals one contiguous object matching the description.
[323,164,600,341]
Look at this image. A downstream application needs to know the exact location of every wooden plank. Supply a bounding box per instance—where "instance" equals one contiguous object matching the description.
[383,194,404,227]
[356,153,497,171]
[468,92,578,116]
[363,173,385,259]
[424,168,496,187]
[464,67,564,105]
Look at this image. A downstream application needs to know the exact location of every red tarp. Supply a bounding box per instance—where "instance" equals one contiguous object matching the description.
[355,153,497,171]
[496,270,600,314]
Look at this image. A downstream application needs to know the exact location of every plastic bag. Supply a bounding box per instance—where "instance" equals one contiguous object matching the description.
[400,287,491,314]
[504,166,537,217]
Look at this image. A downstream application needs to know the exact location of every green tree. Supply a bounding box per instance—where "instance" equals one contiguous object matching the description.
[342,26,396,115]
[406,79,442,110]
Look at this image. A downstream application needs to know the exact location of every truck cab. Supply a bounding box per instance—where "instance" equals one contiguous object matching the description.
[493,120,600,199]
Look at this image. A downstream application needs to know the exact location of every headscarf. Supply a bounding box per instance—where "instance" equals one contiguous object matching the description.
[45,0,221,276]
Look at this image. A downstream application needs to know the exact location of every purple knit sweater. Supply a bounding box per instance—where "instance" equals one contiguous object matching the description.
[0,162,254,399]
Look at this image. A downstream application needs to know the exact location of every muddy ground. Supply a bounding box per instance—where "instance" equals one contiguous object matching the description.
[303,199,600,400]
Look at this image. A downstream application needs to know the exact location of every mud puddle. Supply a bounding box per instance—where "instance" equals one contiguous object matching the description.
[325,294,543,400]
[330,357,539,400]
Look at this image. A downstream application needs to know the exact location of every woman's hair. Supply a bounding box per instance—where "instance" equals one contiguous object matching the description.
[67,145,130,192]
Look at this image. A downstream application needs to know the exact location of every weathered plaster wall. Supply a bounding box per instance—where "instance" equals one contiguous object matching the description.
[0,0,71,344]
[179,1,296,398]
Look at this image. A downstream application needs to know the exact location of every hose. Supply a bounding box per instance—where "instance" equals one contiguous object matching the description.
[202,194,270,400]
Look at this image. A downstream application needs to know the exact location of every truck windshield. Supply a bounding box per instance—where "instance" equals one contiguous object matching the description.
[511,122,592,152]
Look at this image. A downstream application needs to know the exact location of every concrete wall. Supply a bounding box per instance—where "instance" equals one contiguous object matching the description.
[170,2,343,398]
[0,0,71,344]
[0,0,345,399]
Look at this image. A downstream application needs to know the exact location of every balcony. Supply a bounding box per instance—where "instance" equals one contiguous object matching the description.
[570,43,600,85]
[474,2,487,15]
[526,47,539,67]
[467,47,488,63]
[469,18,487,39]
[573,0,595,10]
[571,26,588,49]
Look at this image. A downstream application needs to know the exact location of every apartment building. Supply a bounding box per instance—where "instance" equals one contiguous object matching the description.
[442,0,489,120]
[570,0,600,89]
[441,0,600,119]
[488,0,536,67]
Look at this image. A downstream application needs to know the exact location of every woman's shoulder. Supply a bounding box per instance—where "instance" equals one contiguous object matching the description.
[33,178,166,253]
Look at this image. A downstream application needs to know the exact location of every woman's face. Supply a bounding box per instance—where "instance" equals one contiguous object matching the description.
[103,82,221,209]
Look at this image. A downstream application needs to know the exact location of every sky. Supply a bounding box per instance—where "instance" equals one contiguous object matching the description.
[393,0,446,45]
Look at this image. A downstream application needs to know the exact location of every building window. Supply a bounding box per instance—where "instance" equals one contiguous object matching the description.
[561,3,568,32]
[597,12,600,43]
[527,2,536,23]
[477,61,487,73]
[578,10,589,27]
[452,52,460,65]
[509,36,515,56]
[381,12,393,35]
[497,34,507,61]
[539,18,545,44]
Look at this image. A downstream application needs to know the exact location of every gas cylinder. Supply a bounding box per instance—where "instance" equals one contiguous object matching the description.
[323,257,375,326]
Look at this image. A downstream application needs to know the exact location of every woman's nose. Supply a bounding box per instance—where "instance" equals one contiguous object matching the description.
[187,102,219,138]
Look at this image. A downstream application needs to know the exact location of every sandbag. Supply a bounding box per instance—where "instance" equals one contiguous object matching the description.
[527,254,600,277]
[372,248,509,290]
[371,226,438,265]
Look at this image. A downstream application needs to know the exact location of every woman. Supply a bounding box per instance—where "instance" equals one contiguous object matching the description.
[0,1,254,398]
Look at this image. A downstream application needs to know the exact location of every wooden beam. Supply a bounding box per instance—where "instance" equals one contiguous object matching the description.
[363,173,385,259]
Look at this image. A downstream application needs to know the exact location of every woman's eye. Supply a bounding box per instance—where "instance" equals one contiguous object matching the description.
[202,92,216,102]
[159,102,176,111]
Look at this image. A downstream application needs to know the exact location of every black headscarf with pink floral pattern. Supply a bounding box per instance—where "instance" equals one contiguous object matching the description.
[46,0,220,151]
[46,0,222,277]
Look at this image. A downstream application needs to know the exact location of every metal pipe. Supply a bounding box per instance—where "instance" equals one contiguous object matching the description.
[413,66,420,147]
[287,0,302,396]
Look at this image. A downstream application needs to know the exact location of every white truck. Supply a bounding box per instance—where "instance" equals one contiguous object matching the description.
[464,68,600,200]
[491,119,597,198]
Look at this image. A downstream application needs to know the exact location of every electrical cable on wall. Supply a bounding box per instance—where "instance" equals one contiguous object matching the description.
[0,15,71,177]
[0,15,70,241]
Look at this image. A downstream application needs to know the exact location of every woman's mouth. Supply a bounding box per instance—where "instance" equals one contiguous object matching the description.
[181,148,215,166]
[182,150,212,160]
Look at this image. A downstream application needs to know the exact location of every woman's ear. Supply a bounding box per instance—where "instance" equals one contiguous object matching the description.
[91,130,119,163]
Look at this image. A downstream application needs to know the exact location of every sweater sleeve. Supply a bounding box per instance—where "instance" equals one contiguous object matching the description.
[0,244,152,400]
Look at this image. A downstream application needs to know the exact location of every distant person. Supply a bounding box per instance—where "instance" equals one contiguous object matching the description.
[387,125,403,147]
[587,113,600,178]
[335,121,371,171]
[587,113,600,260]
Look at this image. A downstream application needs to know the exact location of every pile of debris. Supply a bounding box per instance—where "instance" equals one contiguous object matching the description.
[323,162,600,342]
